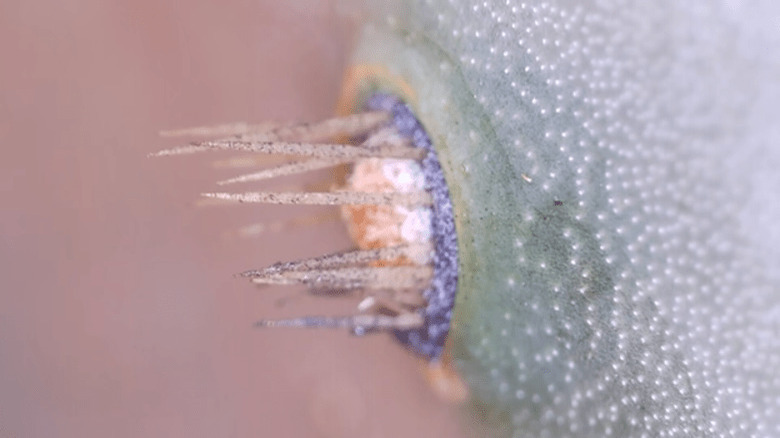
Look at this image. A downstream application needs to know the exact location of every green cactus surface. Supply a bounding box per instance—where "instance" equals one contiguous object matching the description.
[350,1,780,437]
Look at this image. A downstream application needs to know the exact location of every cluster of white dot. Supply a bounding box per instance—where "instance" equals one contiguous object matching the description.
[381,159,433,244]
[375,1,780,437]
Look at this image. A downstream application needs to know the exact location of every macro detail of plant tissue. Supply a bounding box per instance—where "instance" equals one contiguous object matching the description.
[156,1,780,437]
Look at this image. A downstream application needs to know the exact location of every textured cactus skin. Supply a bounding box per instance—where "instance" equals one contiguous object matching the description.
[350,1,780,437]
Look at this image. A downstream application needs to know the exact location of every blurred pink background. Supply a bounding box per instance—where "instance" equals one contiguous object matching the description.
[0,1,467,436]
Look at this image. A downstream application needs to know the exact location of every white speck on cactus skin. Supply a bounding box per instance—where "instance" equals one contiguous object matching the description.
[353,1,780,436]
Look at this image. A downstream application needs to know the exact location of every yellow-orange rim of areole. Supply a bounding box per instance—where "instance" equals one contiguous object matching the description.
[336,64,418,117]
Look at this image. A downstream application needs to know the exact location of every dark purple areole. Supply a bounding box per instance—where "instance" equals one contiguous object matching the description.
[364,93,460,360]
